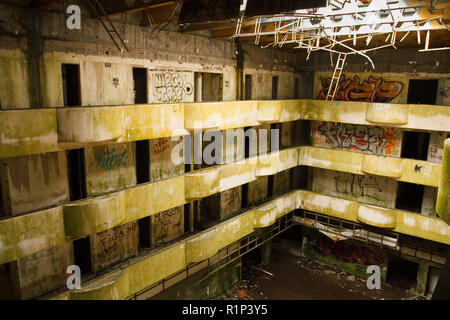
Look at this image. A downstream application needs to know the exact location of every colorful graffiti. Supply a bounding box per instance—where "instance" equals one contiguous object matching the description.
[94,148,128,172]
[317,236,383,266]
[317,75,403,102]
[315,122,399,155]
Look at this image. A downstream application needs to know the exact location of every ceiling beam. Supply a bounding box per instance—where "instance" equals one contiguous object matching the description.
[31,0,69,9]
[142,2,179,26]
[96,0,177,17]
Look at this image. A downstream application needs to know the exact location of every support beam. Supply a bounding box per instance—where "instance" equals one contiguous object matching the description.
[97,0,176,17]
[432,250,450,300]
[261,240,272,265]
[31,0,69,9]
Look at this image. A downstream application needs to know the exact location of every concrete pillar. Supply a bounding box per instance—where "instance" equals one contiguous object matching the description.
[261,240,272,265]
[416,262,429,297]
[436,138,449,224]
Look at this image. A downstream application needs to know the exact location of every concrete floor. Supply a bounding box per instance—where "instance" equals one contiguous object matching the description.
[219,236,418,300]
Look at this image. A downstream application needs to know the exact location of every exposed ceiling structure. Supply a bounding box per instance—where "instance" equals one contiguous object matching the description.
[30,0,450,53]
[28,0,449,100]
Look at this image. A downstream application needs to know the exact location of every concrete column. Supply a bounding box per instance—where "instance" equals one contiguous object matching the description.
[261,240,272,265]
[436,138,449,224]
[416,262,429,297]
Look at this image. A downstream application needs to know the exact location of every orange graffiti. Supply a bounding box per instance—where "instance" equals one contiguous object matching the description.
[317,75,403,102]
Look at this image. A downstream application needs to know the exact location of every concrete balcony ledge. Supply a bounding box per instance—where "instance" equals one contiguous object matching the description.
[185,101,259,131]
[257,100,303,123]
[185,169,220,200]
[1,100,449,159]
[185,229,219,263]
[0,207,66,265]
[46,188,450,300]
[123,104,188,141]
[0,109,58,159]
[365,103,409,124]
[219,158,256,192]
[0,146,445,266]
[298,146,441,187]
[124,176,186,223]
[253,191,297,228]
[357,204,397,229]
[360,154,403,178]
[299,100,450,132]
[62,193,127,238]
[66,269,129,300]
[256,148,298,177]
[57,107,124,146]
[297,190,450,245]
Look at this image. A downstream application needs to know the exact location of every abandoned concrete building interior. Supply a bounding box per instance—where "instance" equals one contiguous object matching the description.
[0,0,449,301]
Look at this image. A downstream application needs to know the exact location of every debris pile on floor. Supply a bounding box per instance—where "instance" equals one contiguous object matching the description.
[216,245,420,300]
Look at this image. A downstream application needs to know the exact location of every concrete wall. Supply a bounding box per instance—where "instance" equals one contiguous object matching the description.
[311,121,403,157]
[10,242,73,300]
[0,151,69,216]
[150,137,184,182]
[0,3,297,110]
[85,142,136,197]
[311,168,398,209]
[421,132,449,217]
[151,206,184,246]
[90,221,138,273]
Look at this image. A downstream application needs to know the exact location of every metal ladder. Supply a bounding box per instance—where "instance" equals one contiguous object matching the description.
[86,0,129,53]
[326,53,346,101]
[329,0,348,10]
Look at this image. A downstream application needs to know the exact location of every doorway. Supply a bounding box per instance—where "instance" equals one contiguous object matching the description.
[67,149,87,202]
[407,79,438,105]
[272,76,279,100]
[245,74,252,100]
[62,64,81,107]
[133,68,148,104]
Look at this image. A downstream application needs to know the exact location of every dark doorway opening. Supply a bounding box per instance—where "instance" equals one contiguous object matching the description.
[0,179,5,218]
[133,68,148,104]
[184,203,190,233]
[62,64,81,107]
[135,140,150,184]
[294,77,300,99]
[241,183,249,209]
[245,75,252,100]
[202,73,223,102]
[67,149,87,201]
[272,76,279,100]
[396,181,424,213]
[0,263,16,300]
[139,217,151,248]
[407,79,438,105]
[386,256,418,291]
[401,131,430,161]
[73,237,92,276]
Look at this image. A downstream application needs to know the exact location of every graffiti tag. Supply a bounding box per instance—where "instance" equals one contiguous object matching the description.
[317,75,403,102]
[95,148,128,172]
[334,174,384,202]
[153,72,193,102]
[318,236,383,266]
[317,122,388,154]
[95,223,137,262]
